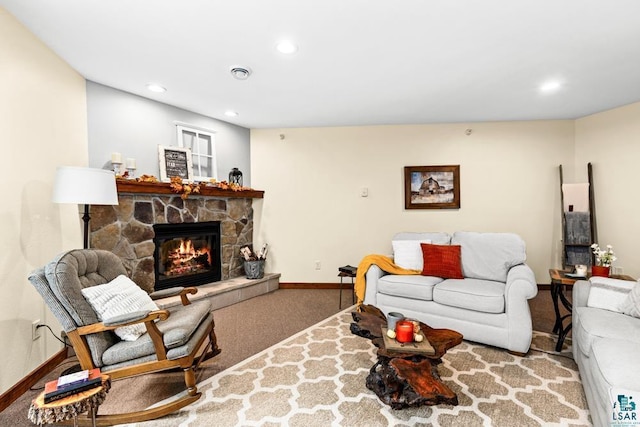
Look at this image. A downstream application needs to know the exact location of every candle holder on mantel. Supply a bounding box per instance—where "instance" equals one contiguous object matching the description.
[229,168,243,186]
[111,152,123,176]
[125,158,137,178]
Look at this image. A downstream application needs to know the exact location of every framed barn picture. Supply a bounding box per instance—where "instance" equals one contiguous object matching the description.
[404,165,460,209]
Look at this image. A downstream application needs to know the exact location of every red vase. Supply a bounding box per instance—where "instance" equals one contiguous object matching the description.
[591,265,610,277]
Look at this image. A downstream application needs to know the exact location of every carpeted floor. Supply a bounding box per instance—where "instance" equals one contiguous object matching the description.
[1,288,578,426]
[0,289,345,426]
[122,309,590,427]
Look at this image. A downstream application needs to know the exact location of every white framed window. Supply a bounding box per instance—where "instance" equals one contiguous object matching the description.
[175,122,217,182]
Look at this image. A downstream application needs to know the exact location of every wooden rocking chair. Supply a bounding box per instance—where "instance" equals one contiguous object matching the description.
[28,249,220,425]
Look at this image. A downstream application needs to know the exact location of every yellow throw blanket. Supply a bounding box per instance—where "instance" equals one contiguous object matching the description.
[354,254,421,304]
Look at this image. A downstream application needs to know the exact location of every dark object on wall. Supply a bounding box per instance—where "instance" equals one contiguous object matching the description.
[229,167,243,186]
[404,165,460,209]
[159,145,194,183]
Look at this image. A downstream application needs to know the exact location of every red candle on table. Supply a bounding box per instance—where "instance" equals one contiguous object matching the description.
[395,321,414,343]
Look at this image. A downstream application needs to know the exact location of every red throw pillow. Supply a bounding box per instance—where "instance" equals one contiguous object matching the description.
[420,243,464,279]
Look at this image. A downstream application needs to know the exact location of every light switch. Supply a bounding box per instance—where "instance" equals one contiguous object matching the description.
[361,187,368,197]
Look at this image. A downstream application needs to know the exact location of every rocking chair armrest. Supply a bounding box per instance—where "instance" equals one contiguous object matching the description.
[103,310,152,326]
[149,287,185,300]
[76,310,170,335]
[179,287,198,305]
[149,287,198,306]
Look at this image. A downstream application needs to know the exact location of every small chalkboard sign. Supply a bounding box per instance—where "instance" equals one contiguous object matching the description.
[158,145,194,183]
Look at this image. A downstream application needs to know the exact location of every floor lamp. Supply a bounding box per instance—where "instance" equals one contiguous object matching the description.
[52,166,119,249]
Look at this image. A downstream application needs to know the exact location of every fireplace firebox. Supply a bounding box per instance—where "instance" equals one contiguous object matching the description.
[153,222,221,290]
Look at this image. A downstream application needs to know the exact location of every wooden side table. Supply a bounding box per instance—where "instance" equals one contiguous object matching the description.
[548,269,635,351]
[28,374,110,427]
[338,270,356,309]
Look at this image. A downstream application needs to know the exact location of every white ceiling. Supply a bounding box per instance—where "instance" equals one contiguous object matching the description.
[3,0,640,129]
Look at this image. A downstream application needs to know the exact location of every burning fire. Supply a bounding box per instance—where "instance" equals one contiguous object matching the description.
[164,238,212,276]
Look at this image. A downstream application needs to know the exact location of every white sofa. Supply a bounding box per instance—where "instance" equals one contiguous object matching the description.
[572,277,640,427]
[363,231,538,354]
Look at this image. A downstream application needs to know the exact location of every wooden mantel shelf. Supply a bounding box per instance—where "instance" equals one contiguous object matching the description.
[116,180,264,199]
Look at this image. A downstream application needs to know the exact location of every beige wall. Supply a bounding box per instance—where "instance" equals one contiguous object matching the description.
[575,102,640,279]
[0,8,88,394]
[251,121,576,284]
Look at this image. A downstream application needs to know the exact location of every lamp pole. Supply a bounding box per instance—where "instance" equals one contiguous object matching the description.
[82,204,91,249]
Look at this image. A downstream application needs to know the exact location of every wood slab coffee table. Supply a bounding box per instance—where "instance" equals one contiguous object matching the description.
[350,305,463,409]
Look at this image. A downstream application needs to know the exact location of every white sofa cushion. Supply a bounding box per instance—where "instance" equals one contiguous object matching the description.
[432,278,506,313]
[619,281,640,318]
[574,306,640,358]
[452,231,526,282]
[590,338,640,406]
[392,240,431,270]
[587,277,635,313]
[378,274,442,301]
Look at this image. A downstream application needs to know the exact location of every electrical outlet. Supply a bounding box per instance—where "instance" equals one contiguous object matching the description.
[314,260,321,270]
[32,320,42,341]
[613,266,624,275]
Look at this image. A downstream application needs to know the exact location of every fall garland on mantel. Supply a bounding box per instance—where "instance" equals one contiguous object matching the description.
[116,174,255,199]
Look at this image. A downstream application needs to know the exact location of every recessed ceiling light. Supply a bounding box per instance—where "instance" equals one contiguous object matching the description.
[276,41,298,54]
[146,83,166,93]
[224,111,239,117]
[539,80,562,93]
[230,66,252,80]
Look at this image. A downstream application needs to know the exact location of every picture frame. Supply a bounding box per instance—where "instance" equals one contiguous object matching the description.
[158,145,194,183]
[404,165,460,209]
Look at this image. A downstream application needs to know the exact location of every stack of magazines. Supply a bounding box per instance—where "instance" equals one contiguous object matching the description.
[44,368,102,403]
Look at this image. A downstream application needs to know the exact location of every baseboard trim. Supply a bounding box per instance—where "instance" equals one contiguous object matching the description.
[279,282,353,290]
[0,347,68,412]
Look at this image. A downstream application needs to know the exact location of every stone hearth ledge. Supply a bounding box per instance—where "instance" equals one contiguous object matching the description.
[154,273,281,311]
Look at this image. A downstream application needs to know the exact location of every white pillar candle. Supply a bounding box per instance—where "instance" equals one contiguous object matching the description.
[126,158,136,169]
[111,152,122,163]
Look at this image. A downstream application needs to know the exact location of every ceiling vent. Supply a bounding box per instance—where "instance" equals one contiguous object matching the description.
[230,66,252,80]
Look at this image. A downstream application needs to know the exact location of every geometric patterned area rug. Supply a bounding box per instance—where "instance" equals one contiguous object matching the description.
[127,308,591,427]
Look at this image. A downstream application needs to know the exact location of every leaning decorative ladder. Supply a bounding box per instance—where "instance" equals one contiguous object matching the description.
[559,163,597,269]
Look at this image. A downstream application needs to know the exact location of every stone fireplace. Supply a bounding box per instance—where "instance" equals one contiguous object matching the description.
[89,181,263,293]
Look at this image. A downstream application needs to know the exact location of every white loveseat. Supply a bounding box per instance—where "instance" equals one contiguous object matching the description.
[572,277,640,427]
[362,231,538,354]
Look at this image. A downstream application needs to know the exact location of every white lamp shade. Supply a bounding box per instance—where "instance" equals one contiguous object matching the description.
[52,166,119,205]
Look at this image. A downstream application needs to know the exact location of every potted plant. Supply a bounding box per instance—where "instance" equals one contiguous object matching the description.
[590,243,616,277]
